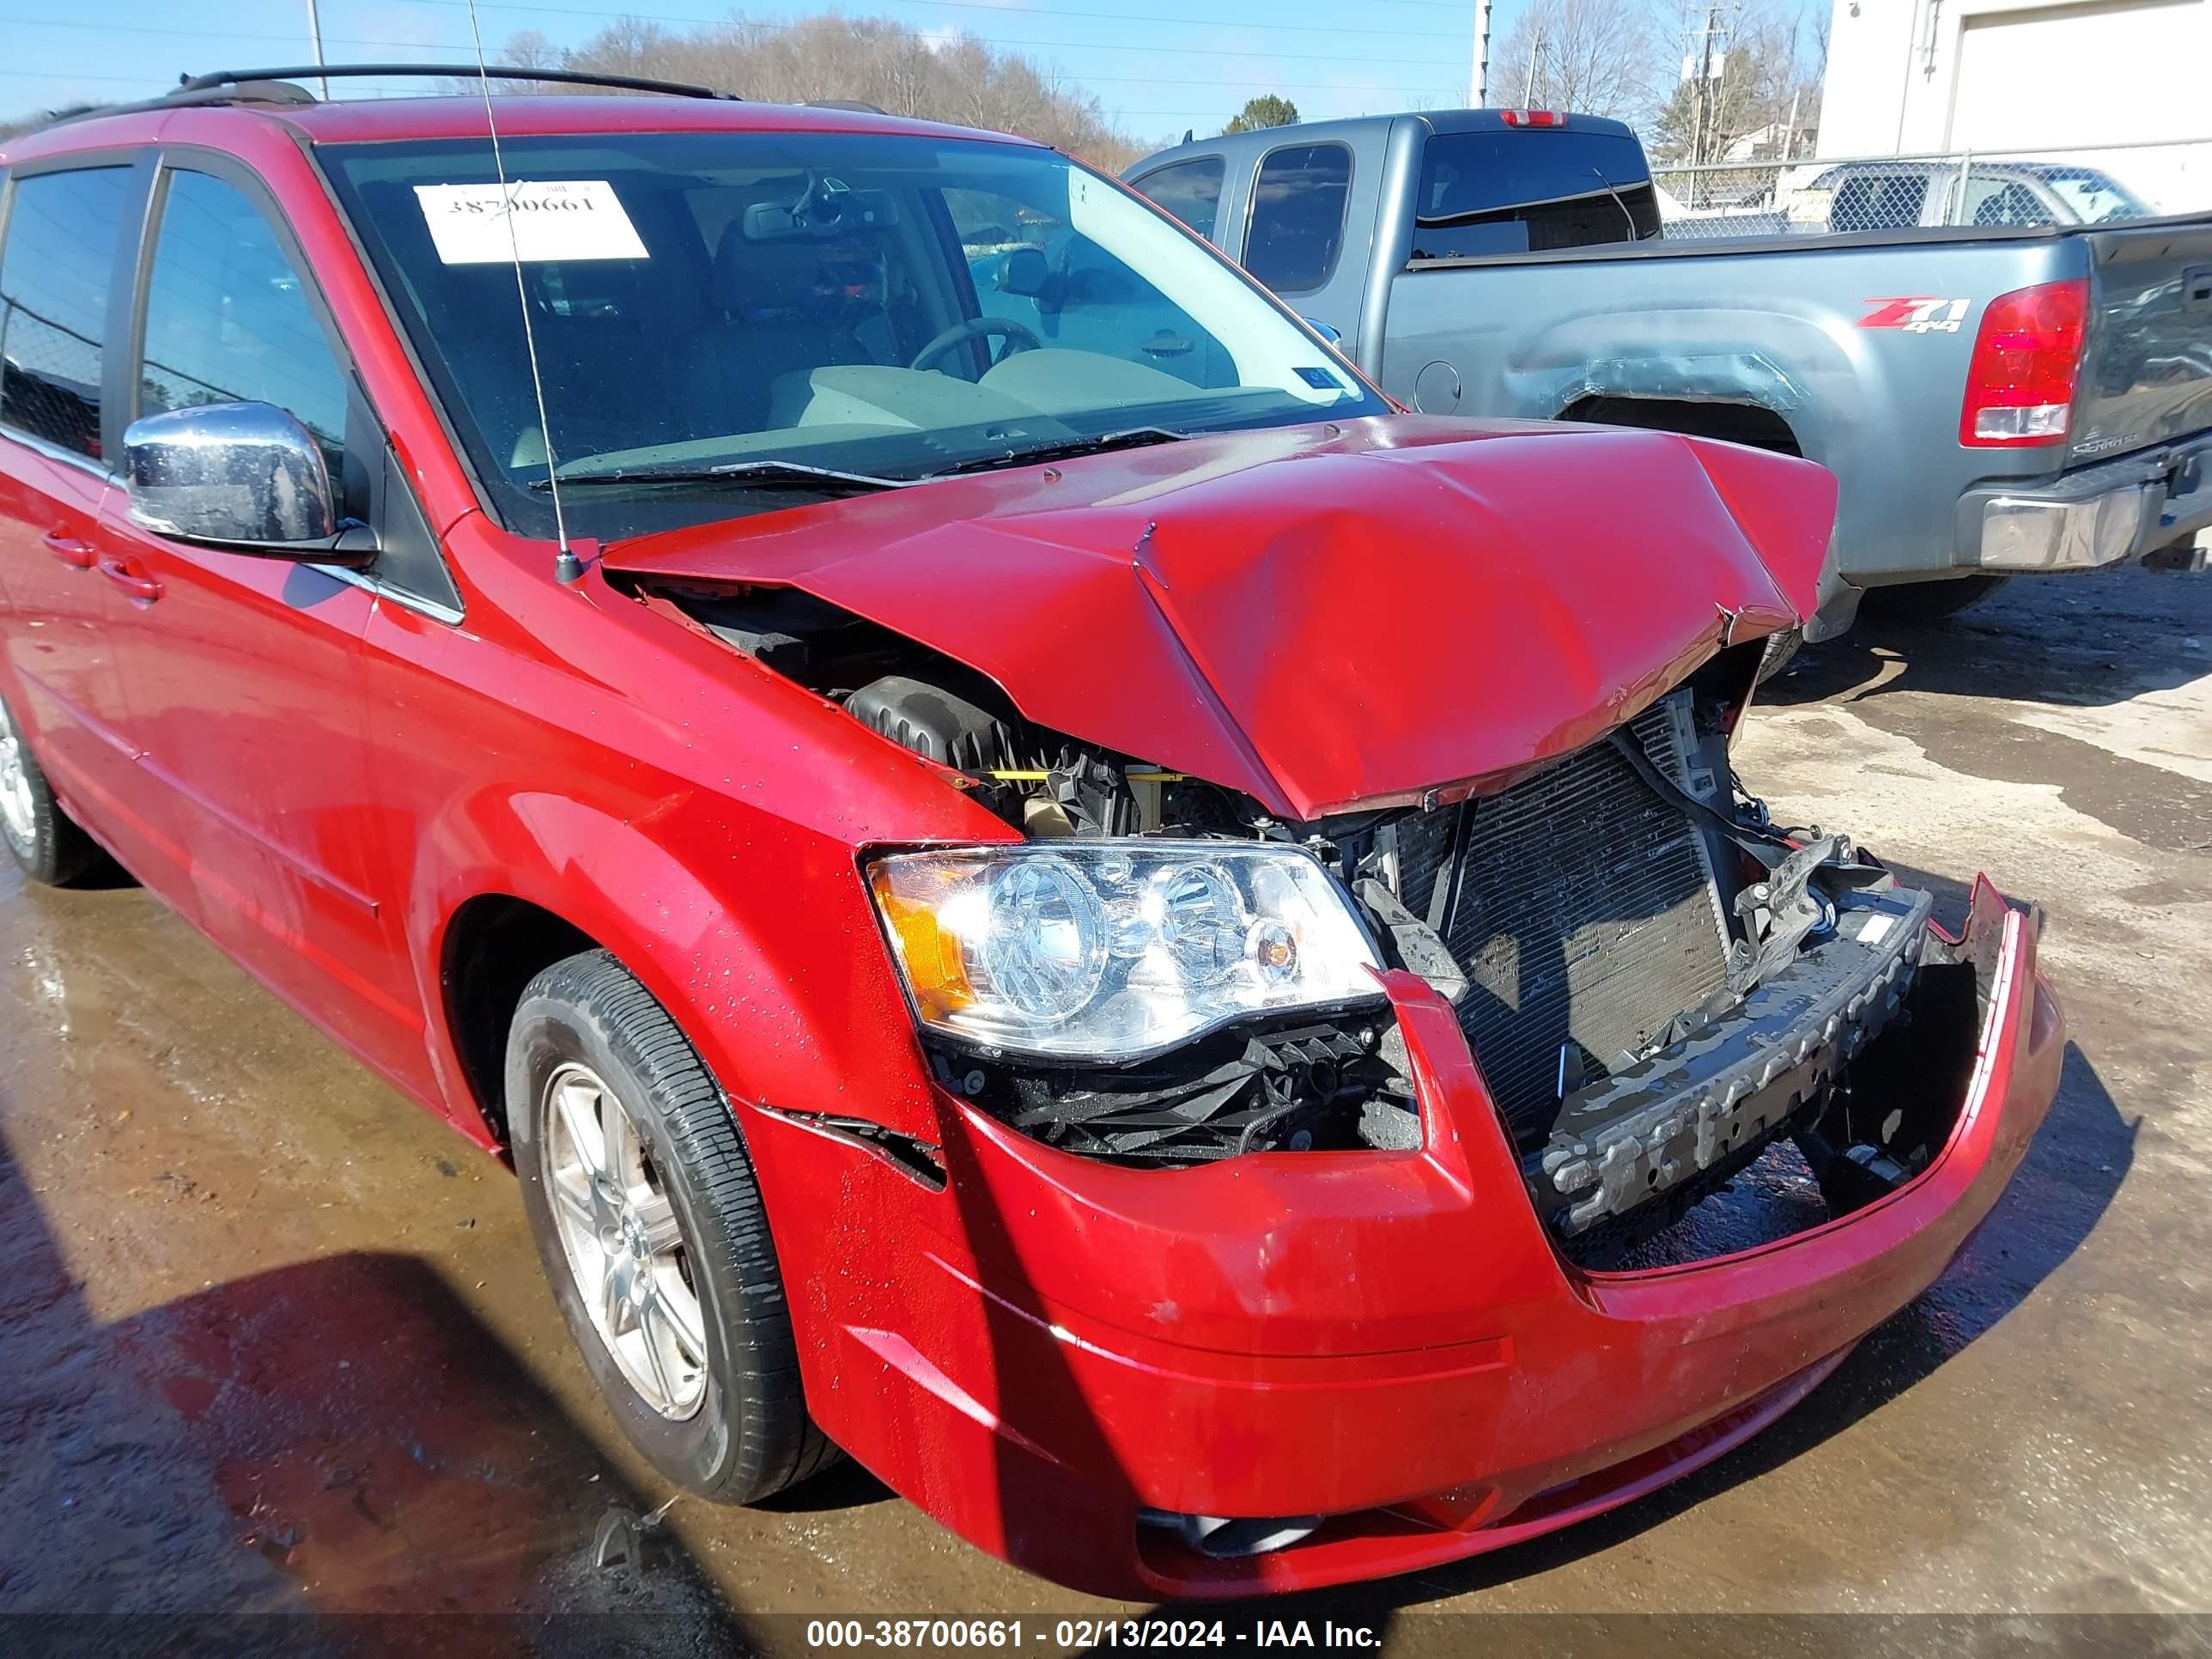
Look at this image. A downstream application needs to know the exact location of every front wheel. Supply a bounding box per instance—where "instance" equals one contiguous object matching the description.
[507,949,836,1501]
[0,690,100,886]
[1754,625,1802,684]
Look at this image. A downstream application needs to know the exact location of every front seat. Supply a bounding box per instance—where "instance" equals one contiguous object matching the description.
[680,225,878,434]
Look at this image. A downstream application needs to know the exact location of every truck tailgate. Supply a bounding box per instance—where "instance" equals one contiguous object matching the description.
[2074,218,2212,459]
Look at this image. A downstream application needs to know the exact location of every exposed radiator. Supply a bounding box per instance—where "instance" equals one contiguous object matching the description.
[1386,693,1732,1148]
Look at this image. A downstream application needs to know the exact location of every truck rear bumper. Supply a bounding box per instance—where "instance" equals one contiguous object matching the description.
[1960,431,2212,573]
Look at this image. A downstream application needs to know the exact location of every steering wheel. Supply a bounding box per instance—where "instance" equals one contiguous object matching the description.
[909,315,1042,376]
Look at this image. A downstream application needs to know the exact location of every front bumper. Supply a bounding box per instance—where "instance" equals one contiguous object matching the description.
[1960,430,2212,572]
[740,878,2062,1598]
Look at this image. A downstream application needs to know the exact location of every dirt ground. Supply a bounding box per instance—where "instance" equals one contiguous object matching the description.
[1,564,2206,1650]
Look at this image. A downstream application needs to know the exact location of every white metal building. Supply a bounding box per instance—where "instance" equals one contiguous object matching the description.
[1815,0,2212,205]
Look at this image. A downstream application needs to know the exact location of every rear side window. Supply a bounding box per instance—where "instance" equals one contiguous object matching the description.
[138,169,350,477]
[1243,143,1351,295]
[0,167,132,461]
[1960,176,2050,228]
[1135,157,1226,241]
[1413,128,1657,258]
[1831,173,1927,231]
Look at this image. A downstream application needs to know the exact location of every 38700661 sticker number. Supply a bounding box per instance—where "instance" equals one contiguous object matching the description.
[412,179,650,264]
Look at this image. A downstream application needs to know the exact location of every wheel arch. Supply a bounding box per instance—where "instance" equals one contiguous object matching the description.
[1557,393,1805,457]
[439,892,599,1146]
[416,787,943,1152]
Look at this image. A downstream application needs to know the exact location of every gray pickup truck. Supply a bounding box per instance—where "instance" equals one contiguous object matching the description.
[1127,111,2212,638]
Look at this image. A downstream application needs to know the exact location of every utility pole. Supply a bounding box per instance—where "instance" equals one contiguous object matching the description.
[1522,27,1544,106]
[1471,0,1493,107]
[1689,2,1719,184]
[305,0,330,99]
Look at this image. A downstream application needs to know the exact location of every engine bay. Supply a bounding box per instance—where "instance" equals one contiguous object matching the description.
[657,580,1982,1265]
[670,583,1269,839]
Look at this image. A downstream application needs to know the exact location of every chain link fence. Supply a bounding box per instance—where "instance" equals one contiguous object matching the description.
[0,303,102,459]
[1651,137,2212,240]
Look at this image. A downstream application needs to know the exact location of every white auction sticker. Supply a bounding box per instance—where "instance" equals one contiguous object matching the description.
[414,180,648,264]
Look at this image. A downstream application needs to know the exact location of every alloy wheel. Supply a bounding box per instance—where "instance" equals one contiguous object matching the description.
[539,1060,710,1419]
[0,699,37,857]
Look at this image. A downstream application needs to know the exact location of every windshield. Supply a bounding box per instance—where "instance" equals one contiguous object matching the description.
[2039,167,2152,224]
[319,131,1381,538]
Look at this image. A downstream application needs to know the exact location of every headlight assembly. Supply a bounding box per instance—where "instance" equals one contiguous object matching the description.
[867,842,1383,1060]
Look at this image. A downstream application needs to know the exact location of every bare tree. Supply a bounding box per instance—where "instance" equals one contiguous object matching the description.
[541,12,1141,169]
[441,25,566,96]
[1648,11,1820,167]
[1490,0,1661,122]
[500,28,564,81]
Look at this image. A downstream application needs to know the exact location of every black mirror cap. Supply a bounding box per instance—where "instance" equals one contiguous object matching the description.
[996,246,1049,298]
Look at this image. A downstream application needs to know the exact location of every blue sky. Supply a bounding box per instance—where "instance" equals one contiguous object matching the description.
[3,0,1540,140]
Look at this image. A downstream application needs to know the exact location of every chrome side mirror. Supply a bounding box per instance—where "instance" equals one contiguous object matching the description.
[123,401,372,566]
[1303,316,1342,344]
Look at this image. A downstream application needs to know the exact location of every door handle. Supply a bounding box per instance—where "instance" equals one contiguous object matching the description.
[40,529,97,569]
[96,555,163,603]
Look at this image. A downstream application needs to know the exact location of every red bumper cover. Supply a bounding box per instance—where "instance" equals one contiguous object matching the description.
[741,878,2063,1597]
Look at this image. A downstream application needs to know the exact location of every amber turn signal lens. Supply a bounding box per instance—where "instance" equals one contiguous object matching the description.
[872,874,974,1020]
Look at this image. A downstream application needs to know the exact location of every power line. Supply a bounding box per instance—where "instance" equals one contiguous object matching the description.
[0,18,1454,93]
[0,70,1449,118]
[0,0,1486,100]
[377,0,1470,45]
[3,0,1481,119]
[5,33,1459,76]
[0,69,149,87]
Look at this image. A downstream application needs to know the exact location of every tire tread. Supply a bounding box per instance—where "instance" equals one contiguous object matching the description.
[518,950,836,1502]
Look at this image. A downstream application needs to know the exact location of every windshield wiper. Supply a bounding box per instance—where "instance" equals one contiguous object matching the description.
[927,426,1189,477]
[532,459,910,493]
[1592,167,1643,240]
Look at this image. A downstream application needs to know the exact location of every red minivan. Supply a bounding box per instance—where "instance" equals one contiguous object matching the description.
[0,71,2063,1596]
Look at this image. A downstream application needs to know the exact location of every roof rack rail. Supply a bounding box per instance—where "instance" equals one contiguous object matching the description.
[15,80,319,137]
[172,64,743,101]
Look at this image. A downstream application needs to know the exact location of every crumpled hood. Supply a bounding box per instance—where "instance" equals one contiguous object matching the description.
[604,415,1836,820]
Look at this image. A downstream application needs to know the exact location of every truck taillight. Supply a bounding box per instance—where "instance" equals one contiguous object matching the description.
[1498,110,1566,128]
[1960,278,2088,447]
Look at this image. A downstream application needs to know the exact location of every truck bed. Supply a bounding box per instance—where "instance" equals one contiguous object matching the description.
[1372,212,2212,624]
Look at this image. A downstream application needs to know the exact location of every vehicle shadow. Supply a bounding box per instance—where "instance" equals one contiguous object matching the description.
[1764,565,2209,713]
[0,1127,757,1656]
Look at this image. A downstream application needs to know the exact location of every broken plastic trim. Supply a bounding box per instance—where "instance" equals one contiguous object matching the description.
[752,1104,948,1190]
[1537,883,1934,1255]
[936,1011,1418,1168]
[1137,1508,1323,1559]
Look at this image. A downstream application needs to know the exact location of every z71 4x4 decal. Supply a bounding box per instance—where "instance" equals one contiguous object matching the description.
[1859,296,1971,333]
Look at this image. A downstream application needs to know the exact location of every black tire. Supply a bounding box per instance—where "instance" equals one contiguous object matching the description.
[0,690,100,886]
[507,948,837,1502]
[1754,625,1802,684]
[1861,574,2011,624]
